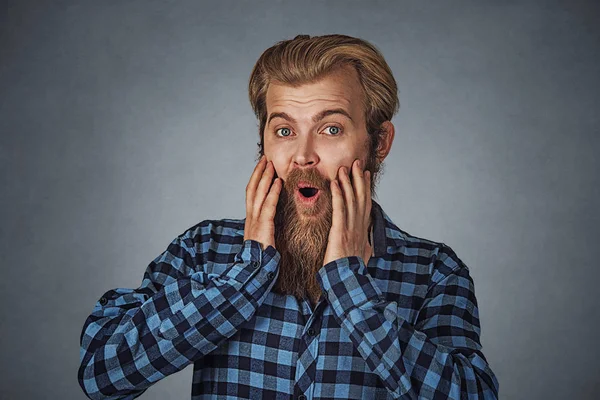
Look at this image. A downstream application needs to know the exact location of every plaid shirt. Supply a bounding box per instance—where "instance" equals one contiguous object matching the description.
[79,201,499,399]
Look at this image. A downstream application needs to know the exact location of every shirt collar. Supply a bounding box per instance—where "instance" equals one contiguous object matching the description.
[371,200,407,256]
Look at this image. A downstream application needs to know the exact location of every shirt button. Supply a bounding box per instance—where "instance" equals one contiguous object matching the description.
[99,297,108,306]
[307,328,316,336]
[251,261,259,269]
[267,272,275,280]
[298,396,307,400]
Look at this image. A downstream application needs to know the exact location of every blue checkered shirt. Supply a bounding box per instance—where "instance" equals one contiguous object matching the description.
[79,201,499,399]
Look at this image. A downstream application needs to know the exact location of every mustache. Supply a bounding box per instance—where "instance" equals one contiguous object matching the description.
[274,168,333,225]
[281,168,331,192]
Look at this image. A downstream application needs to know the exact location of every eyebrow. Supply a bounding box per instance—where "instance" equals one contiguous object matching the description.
[267,108,353,125]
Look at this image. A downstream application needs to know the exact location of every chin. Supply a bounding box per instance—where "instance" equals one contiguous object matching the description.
[294,201,327,218]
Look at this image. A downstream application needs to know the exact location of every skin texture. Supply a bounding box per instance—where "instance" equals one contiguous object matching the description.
[243,156,281,250]
[245,66,395,304]
[324,159,373,266]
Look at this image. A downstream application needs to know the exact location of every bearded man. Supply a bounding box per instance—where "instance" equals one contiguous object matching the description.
[79,34,499,399]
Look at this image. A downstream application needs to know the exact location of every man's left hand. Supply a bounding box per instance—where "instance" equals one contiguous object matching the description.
[323,159,373,267]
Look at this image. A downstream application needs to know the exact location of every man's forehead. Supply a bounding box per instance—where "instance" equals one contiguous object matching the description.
[265,67,364,119]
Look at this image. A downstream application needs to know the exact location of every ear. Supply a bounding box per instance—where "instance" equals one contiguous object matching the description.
[376,121,395,163]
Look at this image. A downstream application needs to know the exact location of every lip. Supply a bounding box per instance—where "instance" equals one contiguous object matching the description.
[297,181,317,189]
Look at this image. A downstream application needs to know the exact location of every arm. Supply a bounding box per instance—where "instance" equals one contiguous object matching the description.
[78,235,280,400]
[317,251,499,399]
[321,160,498,398]
[78,155,281,399]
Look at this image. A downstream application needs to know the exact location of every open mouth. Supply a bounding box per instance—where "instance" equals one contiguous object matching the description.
[298,187,319,198]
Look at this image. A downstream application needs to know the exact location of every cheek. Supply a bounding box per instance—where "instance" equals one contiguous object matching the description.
[264,138,368,180]
[321,147,366,180]
[264,148,289,179]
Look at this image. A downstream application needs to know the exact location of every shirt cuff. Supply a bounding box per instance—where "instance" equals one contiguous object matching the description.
[317,256,384,316]
[222,239,280,286]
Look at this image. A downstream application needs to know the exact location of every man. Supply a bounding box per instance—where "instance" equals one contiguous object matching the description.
[79,34,499,399]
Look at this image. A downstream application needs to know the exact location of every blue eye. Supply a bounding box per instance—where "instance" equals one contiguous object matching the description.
[325,126,341,135]
[277,128,292,137]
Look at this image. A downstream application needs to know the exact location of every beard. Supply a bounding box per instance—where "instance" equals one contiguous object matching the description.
[272,167,333,304]
[270,144,379,304]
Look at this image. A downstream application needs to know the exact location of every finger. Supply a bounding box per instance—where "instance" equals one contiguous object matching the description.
[259,177,282,223]
[246,156,267,215]
[338,166,355,228]
[330,179,346,230]
[351,159,366,218]
[364,170,372,227]
[253,161,276,217]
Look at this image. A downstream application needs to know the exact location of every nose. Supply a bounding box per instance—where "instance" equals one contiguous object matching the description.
[293,134,320,168]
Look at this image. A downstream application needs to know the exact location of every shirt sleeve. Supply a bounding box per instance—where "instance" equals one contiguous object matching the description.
[316,247,499,399]
[78,236,280,400]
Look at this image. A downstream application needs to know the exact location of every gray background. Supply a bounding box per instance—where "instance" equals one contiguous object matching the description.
[1,1,598,399]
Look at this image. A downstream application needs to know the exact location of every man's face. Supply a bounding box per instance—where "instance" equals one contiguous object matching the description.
[263,66,375,303]
[263,66,370,216]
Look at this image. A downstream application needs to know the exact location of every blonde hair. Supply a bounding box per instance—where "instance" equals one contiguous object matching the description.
[248,34,399,173]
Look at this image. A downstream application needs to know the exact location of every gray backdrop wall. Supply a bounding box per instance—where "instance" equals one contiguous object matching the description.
[1,1,598,399]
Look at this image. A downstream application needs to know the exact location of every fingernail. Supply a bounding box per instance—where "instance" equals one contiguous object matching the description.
[357,159,361,168]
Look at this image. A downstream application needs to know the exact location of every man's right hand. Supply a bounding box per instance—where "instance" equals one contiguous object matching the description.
[243,156,282,250]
